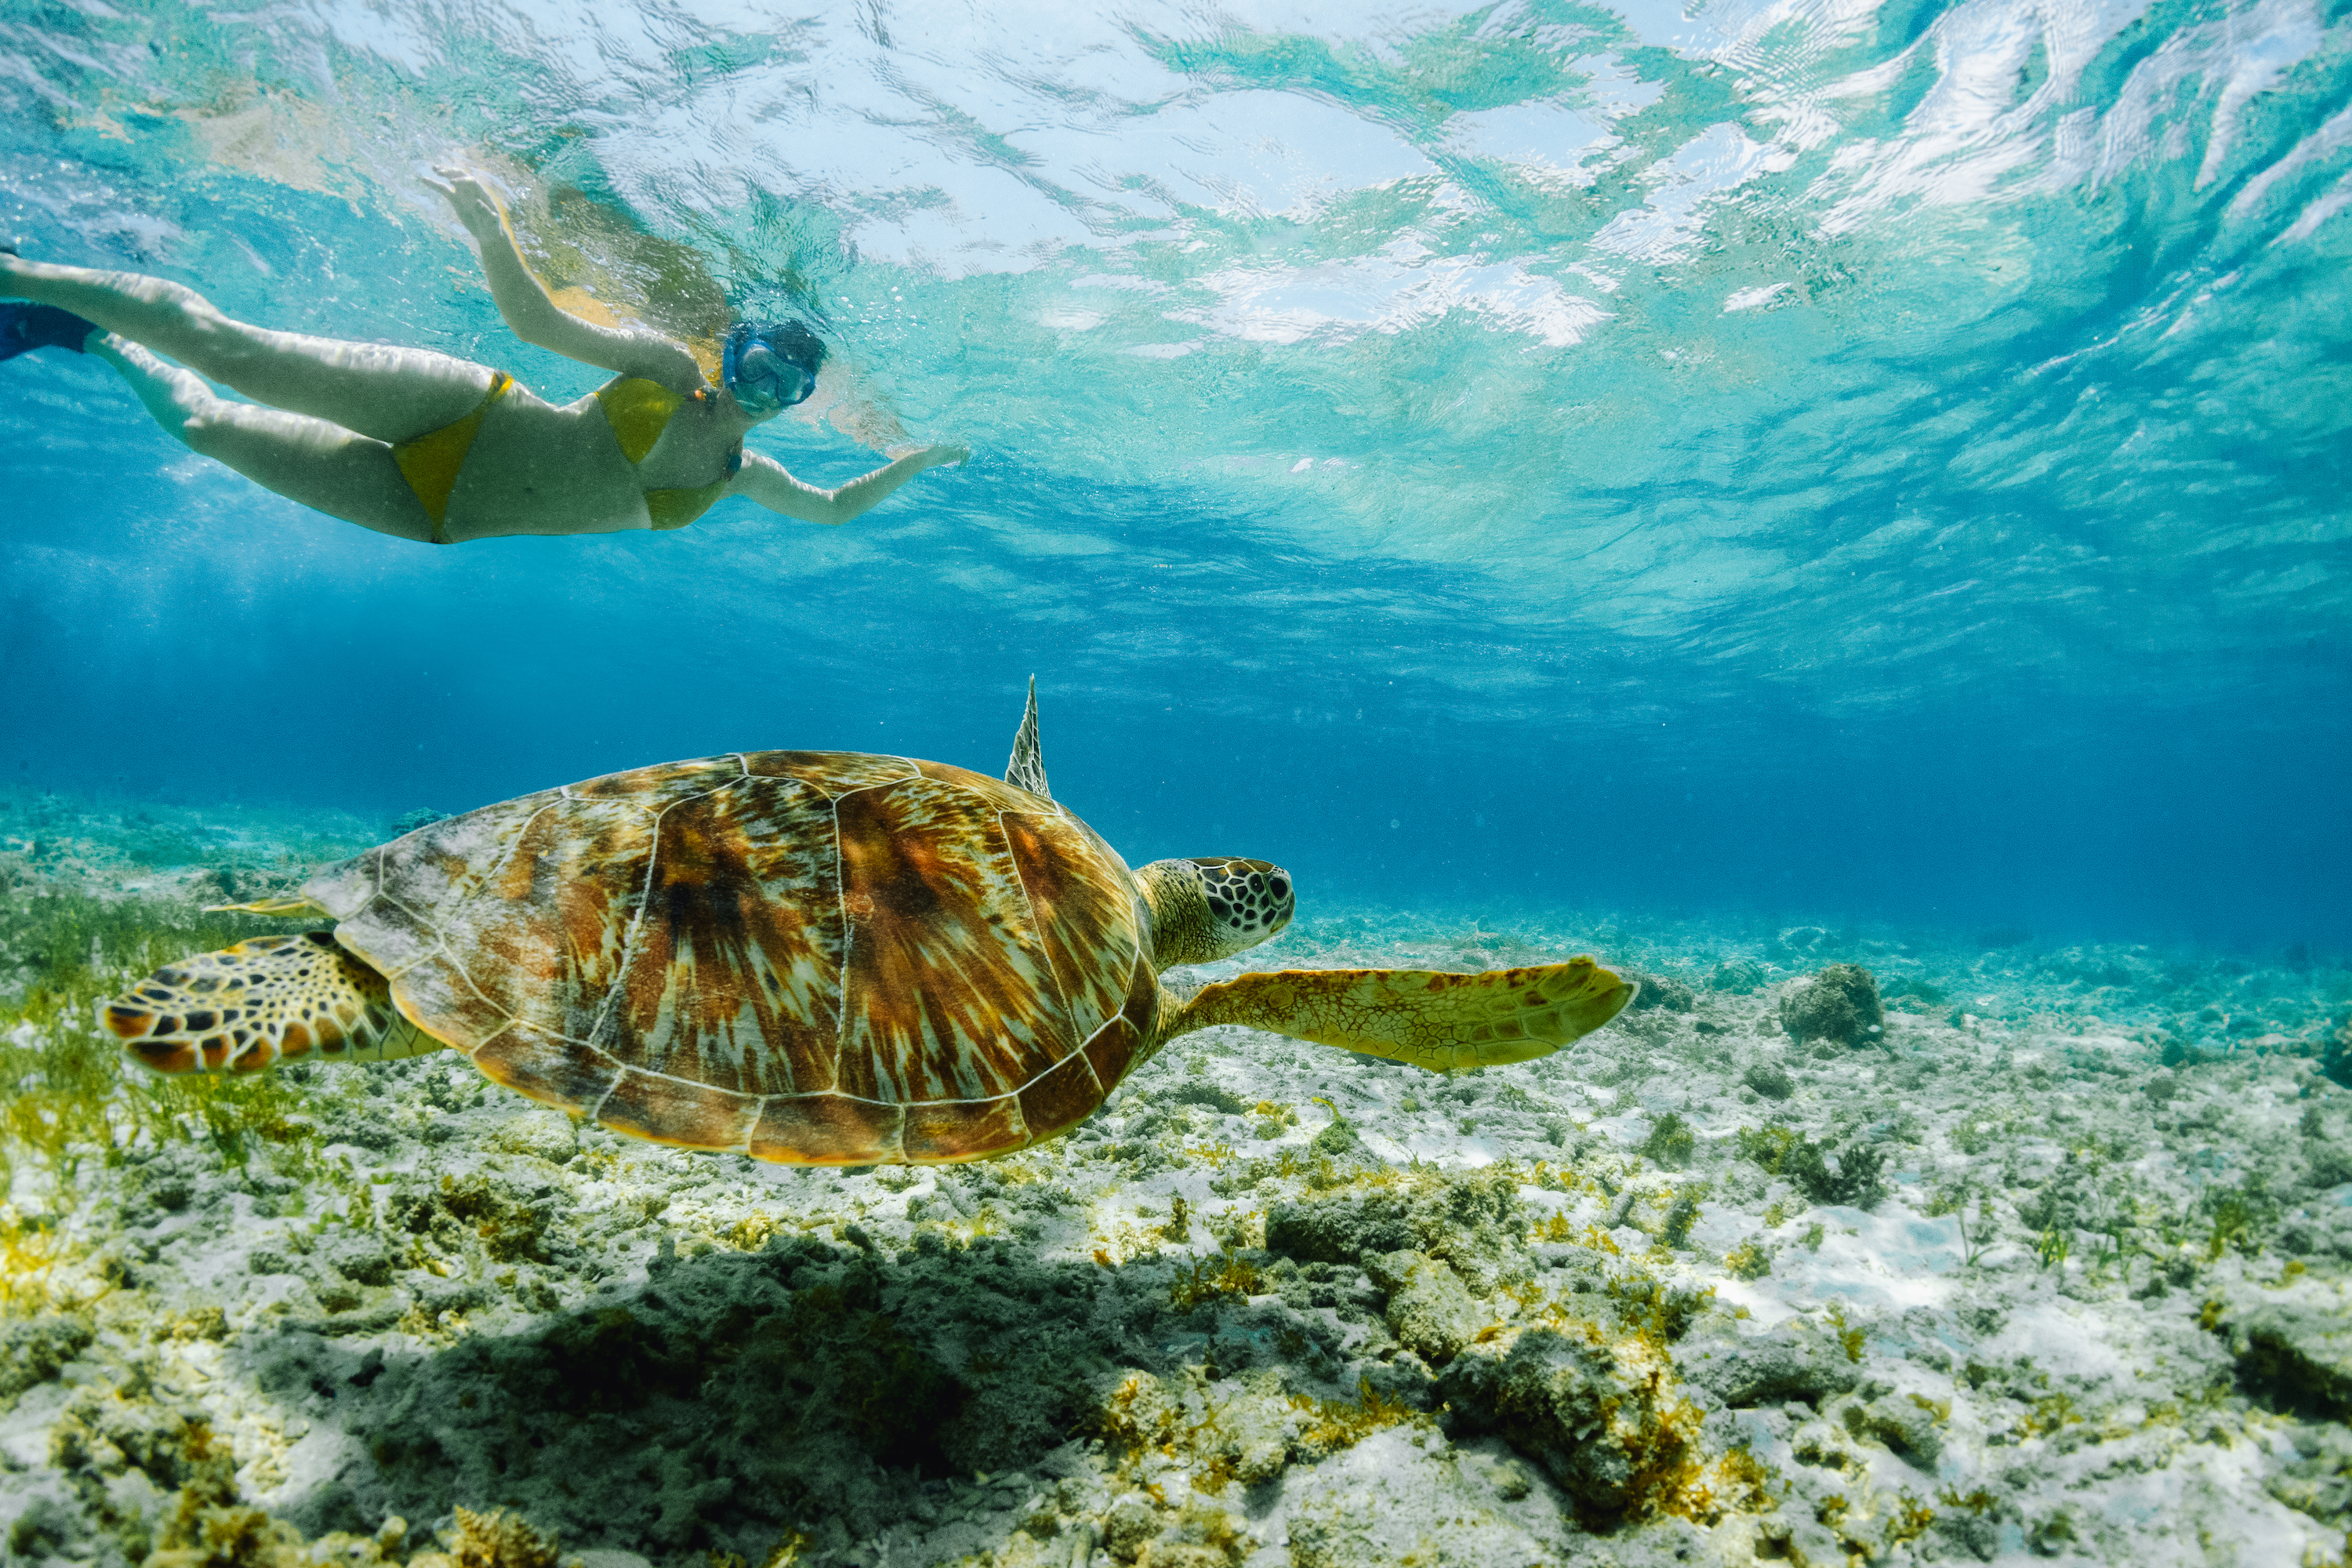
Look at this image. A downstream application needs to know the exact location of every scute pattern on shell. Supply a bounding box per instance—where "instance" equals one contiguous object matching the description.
[305,751,1156,1163]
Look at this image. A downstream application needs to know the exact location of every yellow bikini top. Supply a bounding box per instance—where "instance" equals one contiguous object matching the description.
[592,376,745,532]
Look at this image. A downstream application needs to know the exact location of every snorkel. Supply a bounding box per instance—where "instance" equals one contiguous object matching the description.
[721,320,826,415]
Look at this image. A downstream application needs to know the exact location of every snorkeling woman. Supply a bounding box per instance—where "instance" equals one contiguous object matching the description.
[0,169,966,545]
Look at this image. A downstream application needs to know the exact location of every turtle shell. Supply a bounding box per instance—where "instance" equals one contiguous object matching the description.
[300,752,1160,1163]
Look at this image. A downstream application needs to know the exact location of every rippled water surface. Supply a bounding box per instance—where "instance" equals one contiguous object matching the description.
[2,0,2347,940]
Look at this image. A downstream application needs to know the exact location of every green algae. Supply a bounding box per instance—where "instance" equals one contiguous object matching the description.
[1167,1250,1266,1312]
[426,1507,567,1568]
[0,889,342,1331]
[1637,1111,1696,1169]
[0,890,325,1205]
[1733,1123,1888,1210]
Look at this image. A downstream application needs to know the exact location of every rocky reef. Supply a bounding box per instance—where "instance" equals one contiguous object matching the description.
[4,833,2351,1567]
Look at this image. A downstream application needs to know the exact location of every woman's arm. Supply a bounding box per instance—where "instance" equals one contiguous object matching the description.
[733,445,970,524]
[426,169,704,393]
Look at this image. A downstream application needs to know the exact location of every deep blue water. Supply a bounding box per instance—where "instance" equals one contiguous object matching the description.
[2,0,2347,947]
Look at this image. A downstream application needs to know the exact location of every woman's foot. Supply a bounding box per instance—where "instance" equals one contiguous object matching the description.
[0,301,99,361]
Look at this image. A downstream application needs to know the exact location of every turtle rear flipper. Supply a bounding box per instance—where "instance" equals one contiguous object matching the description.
[1166,957,1632,1073]
[1004,674,1050,800]
[103,931,439,1074]
[205,895,333,916]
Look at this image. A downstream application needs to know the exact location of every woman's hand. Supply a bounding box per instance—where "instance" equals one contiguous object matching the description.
[423,165,701,388]
[737,441,969,524]
[424,166,510,238]
[892,442,971,471]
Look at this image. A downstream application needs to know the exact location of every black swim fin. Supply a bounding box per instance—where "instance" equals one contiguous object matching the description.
[0,302,98,362]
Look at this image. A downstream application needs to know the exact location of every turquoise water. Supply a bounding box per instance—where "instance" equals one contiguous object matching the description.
[2,0,2347,944]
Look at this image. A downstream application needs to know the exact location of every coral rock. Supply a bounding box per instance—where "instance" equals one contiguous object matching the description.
[1675,1327,1862,1409]
[1708,960,1766,994]
[1777,964,1885,1048]
[488,1108,579,1164]
[2223,1292,2352,1417]
[1625,972,1697,1013]
[1436,1324,1696,1522]
[1366,1250,1483,1367]
[1102,1494,1161,1562]
[1845,1393,1944,1465]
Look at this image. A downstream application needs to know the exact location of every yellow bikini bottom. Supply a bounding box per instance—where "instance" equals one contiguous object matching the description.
[390,372,514,545]
[391,372,743,542]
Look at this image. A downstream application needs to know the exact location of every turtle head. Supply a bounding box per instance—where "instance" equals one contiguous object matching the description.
[1137,856,1294,968]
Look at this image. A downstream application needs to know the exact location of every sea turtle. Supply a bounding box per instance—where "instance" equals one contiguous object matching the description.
[102,685,1632,1163]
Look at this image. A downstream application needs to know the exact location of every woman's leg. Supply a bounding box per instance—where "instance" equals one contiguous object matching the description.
[93,336,437,543]
[1,254,492,445]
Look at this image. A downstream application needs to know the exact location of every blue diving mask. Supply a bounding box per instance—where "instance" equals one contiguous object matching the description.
[722,321,823,413]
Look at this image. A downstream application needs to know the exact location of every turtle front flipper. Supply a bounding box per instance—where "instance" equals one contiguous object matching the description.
[1161,957,1632,1073]
[103,931,441,1074]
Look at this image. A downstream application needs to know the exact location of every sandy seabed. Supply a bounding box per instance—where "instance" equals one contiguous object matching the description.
[2,792,2350,1568]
